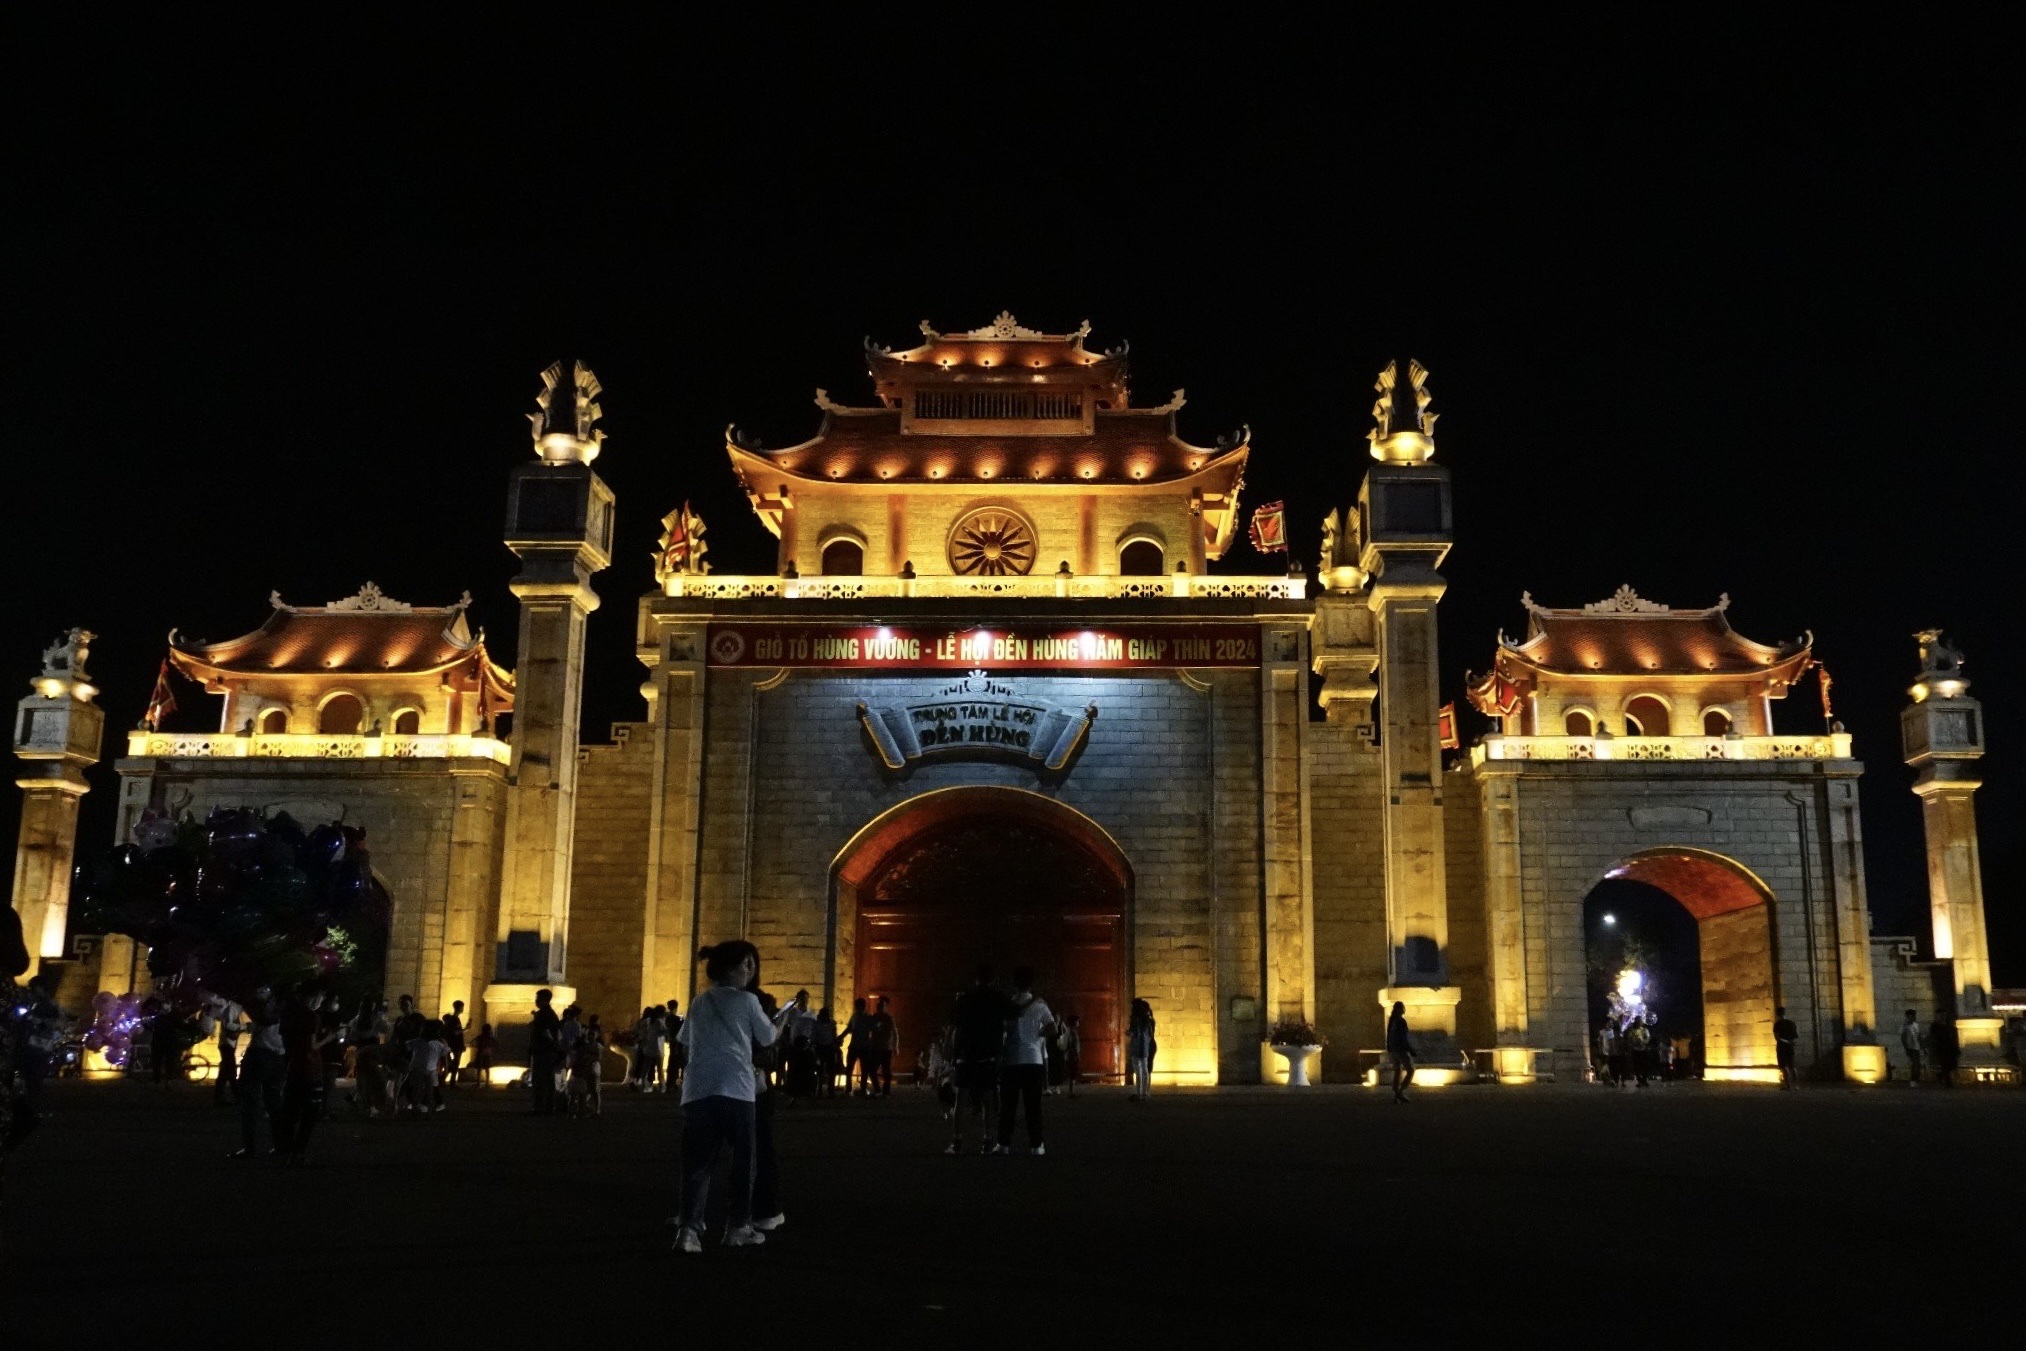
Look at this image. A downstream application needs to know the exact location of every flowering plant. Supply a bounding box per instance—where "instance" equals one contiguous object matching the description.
[1267,1018,1326,1048]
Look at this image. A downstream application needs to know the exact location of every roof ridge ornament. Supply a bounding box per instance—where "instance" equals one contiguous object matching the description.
[1583,584,1670,615]
[1368,358,1437,463]
[326,582,413,613]
[530,360,606,465]
[655,502,711,584]
[963,311,1047,341]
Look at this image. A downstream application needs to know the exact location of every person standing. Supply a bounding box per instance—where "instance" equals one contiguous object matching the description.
[1126,999,1156,1101]
[997,967,1055,1156]
[472,1023,498,1085]
[1900,1009,1926,1084]
[1627,1016,1652,1089]
[1386,1001,1416,1103]
[842,997,873,1095]
[673,941,779,1253]
[557,1005,583,1108]
[211,997,244,1105]
[632,1007,665,1093]
[946,966,1011,1154]
[407,1020,449,1115]
[867,995,898,1096]
[1929,1012,1959,1088]
[442,1000,467,1086]
[527,989,563,1115]
[1060,1013,1083,1098]
[1772,1006,1800,1089]
[233,990,286,1158]
[277,988,336,1163]
[813,1006,840,1098]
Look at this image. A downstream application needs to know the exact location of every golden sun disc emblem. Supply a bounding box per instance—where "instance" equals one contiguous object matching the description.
[948,508,1037,577]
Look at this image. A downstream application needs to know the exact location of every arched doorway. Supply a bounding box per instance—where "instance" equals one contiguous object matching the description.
[1583,849,1780,1081]
[831,788,1131,1080]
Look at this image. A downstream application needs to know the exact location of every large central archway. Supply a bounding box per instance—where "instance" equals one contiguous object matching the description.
[830,788,1131,1080]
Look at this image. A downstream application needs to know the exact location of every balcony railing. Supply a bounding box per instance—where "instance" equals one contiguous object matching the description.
[661,573,1307,601]
[1472,732,1853,766]
[127,731,512,764]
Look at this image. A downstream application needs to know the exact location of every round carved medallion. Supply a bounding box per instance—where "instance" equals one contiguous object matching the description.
[947,507,1037,576]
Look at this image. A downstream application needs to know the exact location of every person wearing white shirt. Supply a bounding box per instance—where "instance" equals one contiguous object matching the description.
[996,966,1056,1156]
[673,941,780,1252]
[1900,1008,1927,1083]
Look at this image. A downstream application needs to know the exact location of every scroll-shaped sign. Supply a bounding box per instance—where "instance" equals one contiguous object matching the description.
[857,672,1094,773]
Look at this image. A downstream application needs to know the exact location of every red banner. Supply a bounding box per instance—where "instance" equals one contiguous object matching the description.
[704,623,1263,669]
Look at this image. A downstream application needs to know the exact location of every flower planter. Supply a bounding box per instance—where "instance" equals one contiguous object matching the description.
[1270,1043,1322,1087]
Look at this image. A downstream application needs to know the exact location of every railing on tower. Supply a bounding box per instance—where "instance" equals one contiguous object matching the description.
[658,573,1307,601]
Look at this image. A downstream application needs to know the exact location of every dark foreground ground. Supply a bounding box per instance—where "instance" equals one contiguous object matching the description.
[5,1076,2022,1343]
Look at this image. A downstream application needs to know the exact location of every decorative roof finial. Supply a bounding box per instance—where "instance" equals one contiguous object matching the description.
[1367,358,1437,464]
[530,360,606,465]
[654,502,711,585]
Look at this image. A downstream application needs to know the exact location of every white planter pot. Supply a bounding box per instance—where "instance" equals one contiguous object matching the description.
[1272,1043,1321,1087]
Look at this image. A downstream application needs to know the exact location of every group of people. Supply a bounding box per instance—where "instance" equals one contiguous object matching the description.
[1899,1007,1962,1085]
[1591,1011,1677,1087]
[524,991,624,1115]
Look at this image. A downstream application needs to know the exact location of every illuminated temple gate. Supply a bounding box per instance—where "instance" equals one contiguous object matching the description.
[92,315,1987,1085]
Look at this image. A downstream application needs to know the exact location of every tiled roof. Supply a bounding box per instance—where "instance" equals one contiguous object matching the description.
[168,588,513,697]
[732,408,1244,487]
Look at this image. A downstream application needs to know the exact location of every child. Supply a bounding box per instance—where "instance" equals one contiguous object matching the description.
[568,1017,604,1117]
[407,1020,449,1115]
[354,1038,392,1118]
[471,1023,498,1085]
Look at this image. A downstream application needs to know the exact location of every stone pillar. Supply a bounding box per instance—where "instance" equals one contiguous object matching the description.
[1819,773,1886,1083]
[1474,760,1535,1082]
[485,362,613,1051]
[1900,630,2008,1080]
[1260,624,1314,1028]
[1358,359,1464,1063]
[11,629,103,978]
[638,618,708,1011]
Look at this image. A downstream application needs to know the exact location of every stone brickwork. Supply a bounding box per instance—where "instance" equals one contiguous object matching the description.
[564,723,655,1024]
[1465,757,1871,1081]
[1443,769,1491,1051]
[111,755,509,1017]
[1307,726,1387,1076]
[677,665,1262,1083]
[1869,935,1953,1078]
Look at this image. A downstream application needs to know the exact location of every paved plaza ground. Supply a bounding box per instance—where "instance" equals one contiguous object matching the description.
[4,1075,2021,1341]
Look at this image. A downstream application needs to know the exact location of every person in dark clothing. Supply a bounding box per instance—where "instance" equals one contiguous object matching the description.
[997,967,1056,1155]
[1930,1013,1959,1087]
[1386,1001,1415,1103]
[232,991,286,1158]
[442,1000,467,1085]
[1773,1006,1800,1089]
[947,966,1012,1154]
[528,988,563,1114]
[866,996,897,1096]
[277,988,335,1163]
[211,998,245,1105]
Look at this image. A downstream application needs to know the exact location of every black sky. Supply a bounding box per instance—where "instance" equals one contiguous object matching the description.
[7,16,2021,977]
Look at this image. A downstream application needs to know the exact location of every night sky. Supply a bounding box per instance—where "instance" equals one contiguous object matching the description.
[9,18,2020,978]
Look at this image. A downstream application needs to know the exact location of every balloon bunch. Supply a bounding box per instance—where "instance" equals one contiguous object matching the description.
[82,992,146,1067]
[81,808,390,1011]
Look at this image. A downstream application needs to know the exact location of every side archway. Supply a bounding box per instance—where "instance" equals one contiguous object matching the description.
[1587,848,1781,1081]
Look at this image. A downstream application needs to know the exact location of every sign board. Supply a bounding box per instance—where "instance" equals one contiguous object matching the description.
[705,623,1260,670]
[857,672,1096,772]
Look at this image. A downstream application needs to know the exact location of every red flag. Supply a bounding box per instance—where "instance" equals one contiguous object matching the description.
[144,658,178,731]
[1248,500,1287,553]
[1438,702,1460,750]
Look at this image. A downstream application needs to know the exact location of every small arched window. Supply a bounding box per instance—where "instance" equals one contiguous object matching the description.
[1564,709,1594,737]
[1702,707,1732,737]
[1119,539,1164,576]
[318,694,364,735]
[821,538,863,576]
[1624,695,1670,737]
[257,707,289,735]
[392,708,421,735]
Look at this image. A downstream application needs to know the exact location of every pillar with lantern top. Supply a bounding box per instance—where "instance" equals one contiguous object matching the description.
[10,629,103,979]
